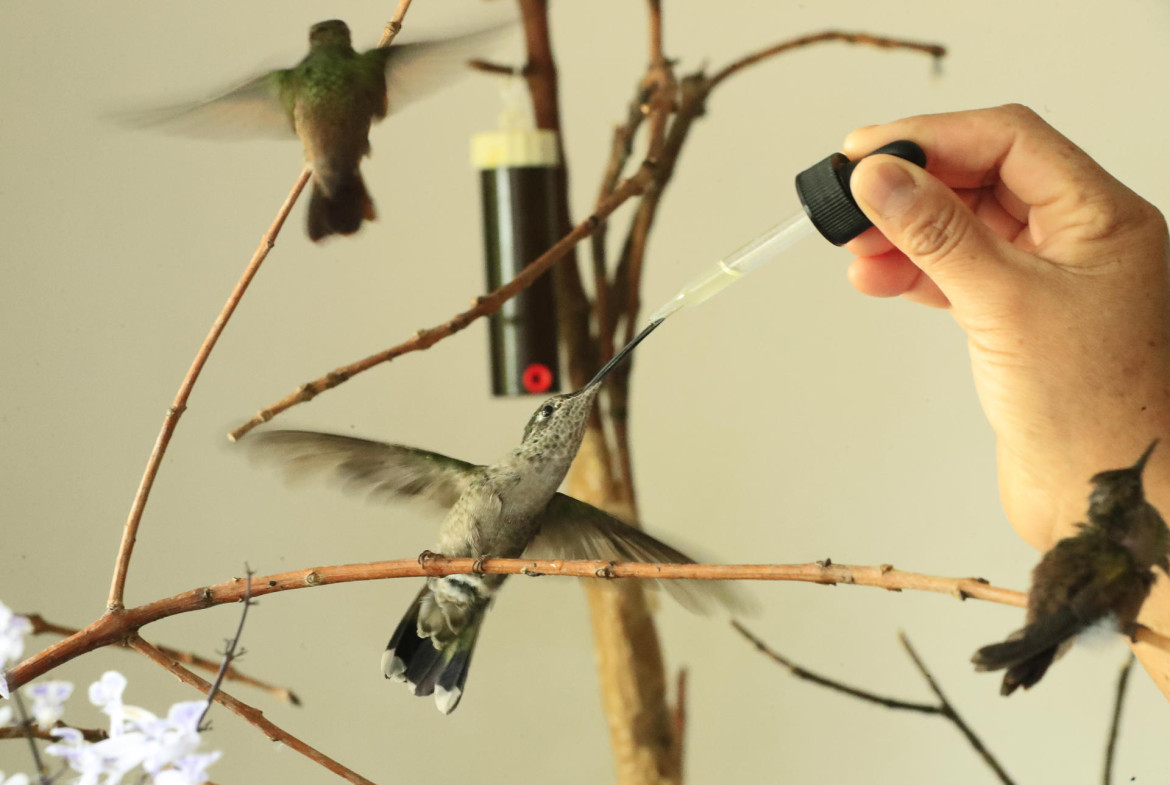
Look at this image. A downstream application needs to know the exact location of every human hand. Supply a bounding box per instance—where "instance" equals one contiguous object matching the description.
[843,104,1170,550]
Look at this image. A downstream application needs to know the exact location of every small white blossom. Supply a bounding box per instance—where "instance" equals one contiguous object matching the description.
[0,703,12,726]
[0,771,31,785]
[26,680,74,730]
[46,673,220,785]
[0,602,33,698]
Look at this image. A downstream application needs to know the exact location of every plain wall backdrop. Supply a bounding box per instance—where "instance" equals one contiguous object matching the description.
[2,1,1169,782]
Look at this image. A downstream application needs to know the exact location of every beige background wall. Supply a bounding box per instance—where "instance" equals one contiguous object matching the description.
[2,1,1169,782]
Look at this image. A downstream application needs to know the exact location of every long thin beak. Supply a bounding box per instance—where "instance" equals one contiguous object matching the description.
[1134,439,1160,474]
[585,318,664,389]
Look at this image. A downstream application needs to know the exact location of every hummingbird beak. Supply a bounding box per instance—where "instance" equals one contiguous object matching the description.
[584,318,664,390]
[1133,439,1159,474]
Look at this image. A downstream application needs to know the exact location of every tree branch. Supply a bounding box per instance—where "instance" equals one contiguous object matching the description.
[106,0,419,613]
[227,161,657,441]
[8,557,1030,690]
[735,623,1014,784]
[130,636,376,785]
[899,634,1015,785]
[706,30,944,93]
[1103,653,1136,785]
[23,613,299,706]
[106,170,309,612]
[0,724,107,743]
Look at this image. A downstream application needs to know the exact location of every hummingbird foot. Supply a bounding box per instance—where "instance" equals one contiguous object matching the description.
[418,549,440,569]
[594,561,619,579]
[1123,621,1151,643]
[471,555,490,574]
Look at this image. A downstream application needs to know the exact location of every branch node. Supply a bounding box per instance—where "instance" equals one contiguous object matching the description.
[521,565,545,577]
[303,571,321,587]
[198,588,214,607]
[879,563,894,574]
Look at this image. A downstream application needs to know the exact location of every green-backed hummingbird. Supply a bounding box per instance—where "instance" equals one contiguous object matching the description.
[972,441,1169,694]
[142,20,508,241]
[246,324,741,712]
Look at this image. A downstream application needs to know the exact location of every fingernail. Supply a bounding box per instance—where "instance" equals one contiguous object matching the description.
[853,159,918,220]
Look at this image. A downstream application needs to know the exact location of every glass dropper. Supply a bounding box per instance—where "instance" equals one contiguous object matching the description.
[645,139,927,326]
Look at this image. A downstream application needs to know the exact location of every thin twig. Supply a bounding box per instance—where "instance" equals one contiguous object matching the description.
[8,558,1028,689]
[106,0,419,615]
[24,613,299,705]
[736,624,1014,783]
[130,636,376,785]
[377,0,413,48]
[0,724,107,743]
[468,58,526,76]
[706,30,945,92]
[899,633,1016,785]
[11,690,50,785]
[198,565,256,730]
[733,622,940,713]
[228,161,657,441]
[1103,653,1136,785]
[106,170,309,612]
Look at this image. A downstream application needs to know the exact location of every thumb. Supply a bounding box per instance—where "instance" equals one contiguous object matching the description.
[850,155,1015,301]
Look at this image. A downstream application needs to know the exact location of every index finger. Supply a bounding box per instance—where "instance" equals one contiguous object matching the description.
[842,104,1118,211]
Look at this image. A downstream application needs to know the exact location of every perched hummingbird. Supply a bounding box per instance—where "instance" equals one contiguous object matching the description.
[246,325,740,713]
[141,20,508,241]
[972,441,1169,695]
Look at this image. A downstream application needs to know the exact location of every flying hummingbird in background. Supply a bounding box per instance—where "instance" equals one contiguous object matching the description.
[246,324,741,713]
[972,441,1169,695]
[139,19,510,241]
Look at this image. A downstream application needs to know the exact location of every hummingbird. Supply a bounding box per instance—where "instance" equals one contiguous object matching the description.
[139,20,509,241]
[972,440,1169,695]
[246,323,740,713]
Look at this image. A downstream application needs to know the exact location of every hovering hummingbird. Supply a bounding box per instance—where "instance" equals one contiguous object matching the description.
[972,441,1169,695]
[140,19,509,241]
[246,325,740,713]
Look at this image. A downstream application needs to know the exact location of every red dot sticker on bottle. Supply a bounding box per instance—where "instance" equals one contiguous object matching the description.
[522,363,554,394]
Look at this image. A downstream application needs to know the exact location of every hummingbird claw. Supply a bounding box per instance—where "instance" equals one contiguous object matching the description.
[1124,621,1150,643]
[594,561,618,579]
[471,555,490,574]
[417,549,438,569]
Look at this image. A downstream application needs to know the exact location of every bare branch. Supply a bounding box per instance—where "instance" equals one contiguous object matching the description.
[106,170,309,612]
[1103,653,1136,785]
[106,0,419,613]
[10,690,49,785]
[198,565,256,730]
[227,162,657,441]
[706,30,944,93]
[733,622,940,713]
[130,636,377,785]
[8,557,1029,690]
[24,613,299,706]
[468,58,526,76]
[0,724,107,743]
[900,633,1016,785]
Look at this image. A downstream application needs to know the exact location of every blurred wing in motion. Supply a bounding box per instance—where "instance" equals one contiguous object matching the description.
[116,70,296,140]
[245,429,480,512]
[528,493,751,615]
[380,23,515,115]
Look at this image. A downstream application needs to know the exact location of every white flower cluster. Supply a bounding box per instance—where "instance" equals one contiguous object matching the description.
[0,602,221,785]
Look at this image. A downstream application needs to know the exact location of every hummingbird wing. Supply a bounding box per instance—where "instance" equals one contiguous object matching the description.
[119,70,298,140]
[374,24,515,117]
[244,430,481,512]
[526,493,749,615]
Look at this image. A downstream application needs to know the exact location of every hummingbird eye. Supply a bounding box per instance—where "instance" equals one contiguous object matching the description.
[540,403,556,418]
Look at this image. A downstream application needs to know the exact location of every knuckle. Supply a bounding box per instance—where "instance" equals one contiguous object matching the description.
[902,198,970,261]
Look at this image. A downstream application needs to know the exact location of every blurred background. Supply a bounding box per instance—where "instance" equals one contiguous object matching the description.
[2,1,1169,782]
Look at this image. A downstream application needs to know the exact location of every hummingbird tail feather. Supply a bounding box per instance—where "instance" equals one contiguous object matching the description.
[971,607,1081,695]
[382,581,490,714]
[307,171,376,242]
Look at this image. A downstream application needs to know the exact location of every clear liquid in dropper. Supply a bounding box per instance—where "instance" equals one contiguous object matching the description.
[648,211,817,323]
